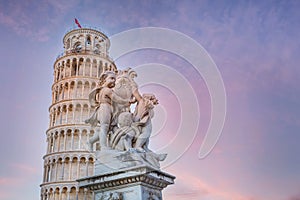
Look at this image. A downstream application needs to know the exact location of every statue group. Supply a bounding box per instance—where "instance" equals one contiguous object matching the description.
[85,69,166,168]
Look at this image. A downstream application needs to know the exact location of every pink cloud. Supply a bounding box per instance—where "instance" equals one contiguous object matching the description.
[0,163,37,187]
[45,0,80,14]
[0,11,18,31]
[289,194,300,200]
[165,170,257,200]
[0,8,49,41]
[11,163,38,175]
[0,163,41,200]
[0,177,21,186]
[0,177,23,200]
[0,190,12,199]
[0,1,79,42]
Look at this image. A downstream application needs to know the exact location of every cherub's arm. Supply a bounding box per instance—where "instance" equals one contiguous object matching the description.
[111,90,130,105]
[132,88,142,102]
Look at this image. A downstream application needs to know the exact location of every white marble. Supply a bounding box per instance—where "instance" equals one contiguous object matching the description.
[78,166,175,200]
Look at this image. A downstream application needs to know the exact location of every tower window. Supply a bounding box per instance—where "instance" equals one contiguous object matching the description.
[94,43,101,54]
[86,36,91,45]
[66,39,70,49]
[73,42,82,53]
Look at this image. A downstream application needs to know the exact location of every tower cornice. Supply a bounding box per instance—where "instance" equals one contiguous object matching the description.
[63,28,109,46]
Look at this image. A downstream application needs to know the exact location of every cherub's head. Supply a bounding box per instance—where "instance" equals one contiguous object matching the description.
[143,94,158,106]
[118,112,133,127]
[99,71,116,88]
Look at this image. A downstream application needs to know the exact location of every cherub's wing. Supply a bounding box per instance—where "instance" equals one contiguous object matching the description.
[88,87,102,108]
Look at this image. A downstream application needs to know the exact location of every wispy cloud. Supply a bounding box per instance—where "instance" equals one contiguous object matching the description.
[0,162,40,200]
[0,177,21,186]
[0,177,23,200]
[166,170,257,200]
[11,163,38,175]
[0,0,81,41]
[44,0,80,14]
[0,2,48,41]
[288,193,300,200]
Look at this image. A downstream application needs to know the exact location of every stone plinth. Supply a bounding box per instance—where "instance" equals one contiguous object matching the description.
[77,165,175,200]
[94,150,166,175]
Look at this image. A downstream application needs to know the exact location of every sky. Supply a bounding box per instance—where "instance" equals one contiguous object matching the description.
[0,0,300,200]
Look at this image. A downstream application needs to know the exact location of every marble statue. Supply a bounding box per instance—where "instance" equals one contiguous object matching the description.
[85,71,130,151]
[85,69,166,170]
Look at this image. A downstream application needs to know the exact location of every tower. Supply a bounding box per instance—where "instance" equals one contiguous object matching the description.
[40,27,117,200]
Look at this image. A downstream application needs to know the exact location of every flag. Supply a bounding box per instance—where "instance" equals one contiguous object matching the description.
[74,18,82,28]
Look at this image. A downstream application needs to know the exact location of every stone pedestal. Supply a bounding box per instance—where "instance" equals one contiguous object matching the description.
[77,150,175,200]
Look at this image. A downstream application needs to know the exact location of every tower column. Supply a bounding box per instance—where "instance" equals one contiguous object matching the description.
[51,135,55,153]
[58,191,62,200]
[46,164,50,182]
[68,160,72,180]
[61,85,65,100]
[81,84,84,98]
[46,136,50,154]
[54,160,58,181]
[77,160,80,179]
[80,106,83,123]
[57,133,61,152]
[43,164,47,182]
[70,60,73,76]
[67,191,70,200]
[72,105,75,123]
[49,163,53,182]
[85,160,89,176]
[66,106,69,124]
[83,60,86,76]
[71,130,74,150]
[78,130,82,149]
[63,132,67,151]
[76,190,79,200]
[76,59,80,76]
[63,64,66,78]
[89,62,92,77]
[59,107,63,125]
[60,160,65,180]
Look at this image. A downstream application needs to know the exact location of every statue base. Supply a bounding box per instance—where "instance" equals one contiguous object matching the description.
[77,150,175,200]
[94,149,167,174]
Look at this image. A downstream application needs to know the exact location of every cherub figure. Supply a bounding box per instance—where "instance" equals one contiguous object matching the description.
[109,112,140,151]
[85,71,129,151]
[133,94,159,152]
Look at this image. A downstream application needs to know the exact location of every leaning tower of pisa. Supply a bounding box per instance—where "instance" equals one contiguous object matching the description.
[40,27,117,200]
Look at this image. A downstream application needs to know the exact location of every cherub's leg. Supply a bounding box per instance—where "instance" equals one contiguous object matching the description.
[97,105,112,150]
[124,130,136,151]
[87,126,100,151]
[143,138,150,152]
[124,135,133,151]
[99,124,110,150]
[135,123,152,152]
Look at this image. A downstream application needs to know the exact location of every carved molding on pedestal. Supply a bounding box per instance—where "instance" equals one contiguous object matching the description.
[78,166,175,200]
[79,166,173,191]
[96,192,123,200]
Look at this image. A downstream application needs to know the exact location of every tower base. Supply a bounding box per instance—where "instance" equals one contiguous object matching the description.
[77,165,175,200]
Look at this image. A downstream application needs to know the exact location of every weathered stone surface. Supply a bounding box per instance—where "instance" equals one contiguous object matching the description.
[94,149,168,175]
[78,166,175,200]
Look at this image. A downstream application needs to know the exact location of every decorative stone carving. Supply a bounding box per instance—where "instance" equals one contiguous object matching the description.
[78,165,174,200]
[85,68,166,170]
[147,192,160,200]
[97,192,123,200]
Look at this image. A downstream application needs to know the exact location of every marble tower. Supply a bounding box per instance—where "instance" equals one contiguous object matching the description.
[40,27,117,200]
